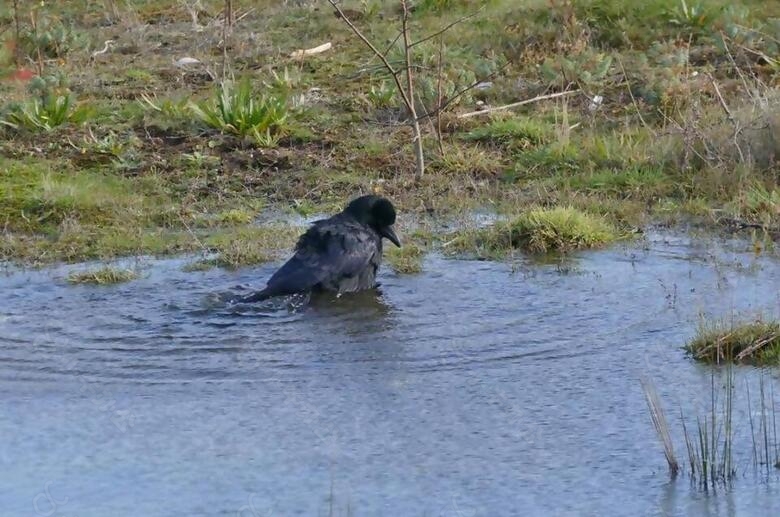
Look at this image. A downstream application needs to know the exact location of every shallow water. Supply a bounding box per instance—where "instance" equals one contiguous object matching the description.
[2,232,780,516]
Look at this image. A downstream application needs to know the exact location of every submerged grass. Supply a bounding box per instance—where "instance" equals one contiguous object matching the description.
[67,266,139,285]
[643,364,779,488]
[686,319,780,364]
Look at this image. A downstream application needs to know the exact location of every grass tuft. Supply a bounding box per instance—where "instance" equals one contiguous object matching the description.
[686,319,780,364]
[189,78,289,146]
[450,206,620,258]
[189,226,301,270]
[386,242,425,274]
[67,267,139,285]
[462,116,552,149]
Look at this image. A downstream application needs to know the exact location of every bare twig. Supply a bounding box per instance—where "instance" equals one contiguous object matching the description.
[710,76,733,119]
[435,36,445,157]
[13,0,22,67]
[457,90,581,119]
[381,29,404,60]
[720,32,752,98]
[221,0,232,80]
[417,89,439,151]
[422,59,512,120]
[401,0,425,179]
[225,0,234,30]
[709,74,746,164]
[327,0,413,110]
[30,9,43,76]
[329,0,424,178]
[616,56,654,135]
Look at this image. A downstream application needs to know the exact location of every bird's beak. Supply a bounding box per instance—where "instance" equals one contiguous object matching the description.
[380,225,401,247]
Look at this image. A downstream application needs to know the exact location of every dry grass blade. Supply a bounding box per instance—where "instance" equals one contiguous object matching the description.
[641,376,680,477]
[736,332,780,361]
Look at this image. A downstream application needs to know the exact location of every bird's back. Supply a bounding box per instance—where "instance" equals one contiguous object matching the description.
[259,213,383,299]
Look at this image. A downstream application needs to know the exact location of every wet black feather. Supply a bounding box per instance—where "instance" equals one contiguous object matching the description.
[239,195,398,302]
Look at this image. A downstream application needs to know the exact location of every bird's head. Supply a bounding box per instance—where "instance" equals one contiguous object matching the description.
[344,195,401,247]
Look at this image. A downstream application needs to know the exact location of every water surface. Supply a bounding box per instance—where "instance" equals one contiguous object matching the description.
[1,232,780,516]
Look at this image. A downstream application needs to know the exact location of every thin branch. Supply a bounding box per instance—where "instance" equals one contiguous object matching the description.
[435,35,445,156]
[421,59,512,120]
[720,32,752,98]
[401,2,415,113]
[327,0,413,111]
[13,0,22,67]
[417,88,439,147]
[401,0,425,179]
[709,75,733,119]
[457,89,581,119]
[709,74,746,164]
[409,8,484,49]
[382,29,404,59]
[616,55,654,136]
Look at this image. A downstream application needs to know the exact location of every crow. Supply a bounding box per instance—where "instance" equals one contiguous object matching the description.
[238,195,401,302]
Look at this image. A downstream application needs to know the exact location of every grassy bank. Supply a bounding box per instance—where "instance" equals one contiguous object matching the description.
[1,0,778,266]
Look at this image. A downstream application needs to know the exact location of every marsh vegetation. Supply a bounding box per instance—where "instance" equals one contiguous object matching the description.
[0,0,778,267]
[686,319,780,364]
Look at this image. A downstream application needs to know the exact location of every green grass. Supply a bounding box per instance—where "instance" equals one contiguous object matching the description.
[462,116,553,149]
[686,319,780,364]
[449,206,621,257]
[554,167,671,196]
[386,242,425,274]
[189,78,289,146]
[0,0,778,266]
[0,157,173,233]
[187,226,301,270]
[1,93,91,132]
[67,266,139,284]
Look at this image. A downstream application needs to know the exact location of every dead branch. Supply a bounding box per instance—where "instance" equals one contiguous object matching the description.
[709,74,746,164]
[435,36,445,156]
[327,0,413,111]
[401,0,424,179]
[382,30,404,60]
[421,59,513,121]
[457,90,581,119]
[736,333,780,361]
[13,0,22,67]
[289,42,332,59]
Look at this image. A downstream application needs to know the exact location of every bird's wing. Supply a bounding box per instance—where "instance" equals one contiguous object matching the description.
[261,220,377,297]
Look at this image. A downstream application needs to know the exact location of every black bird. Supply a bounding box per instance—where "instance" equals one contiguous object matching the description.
[239,195,401,302]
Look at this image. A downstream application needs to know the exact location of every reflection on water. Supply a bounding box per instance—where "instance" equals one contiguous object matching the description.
[1,232,779,516]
